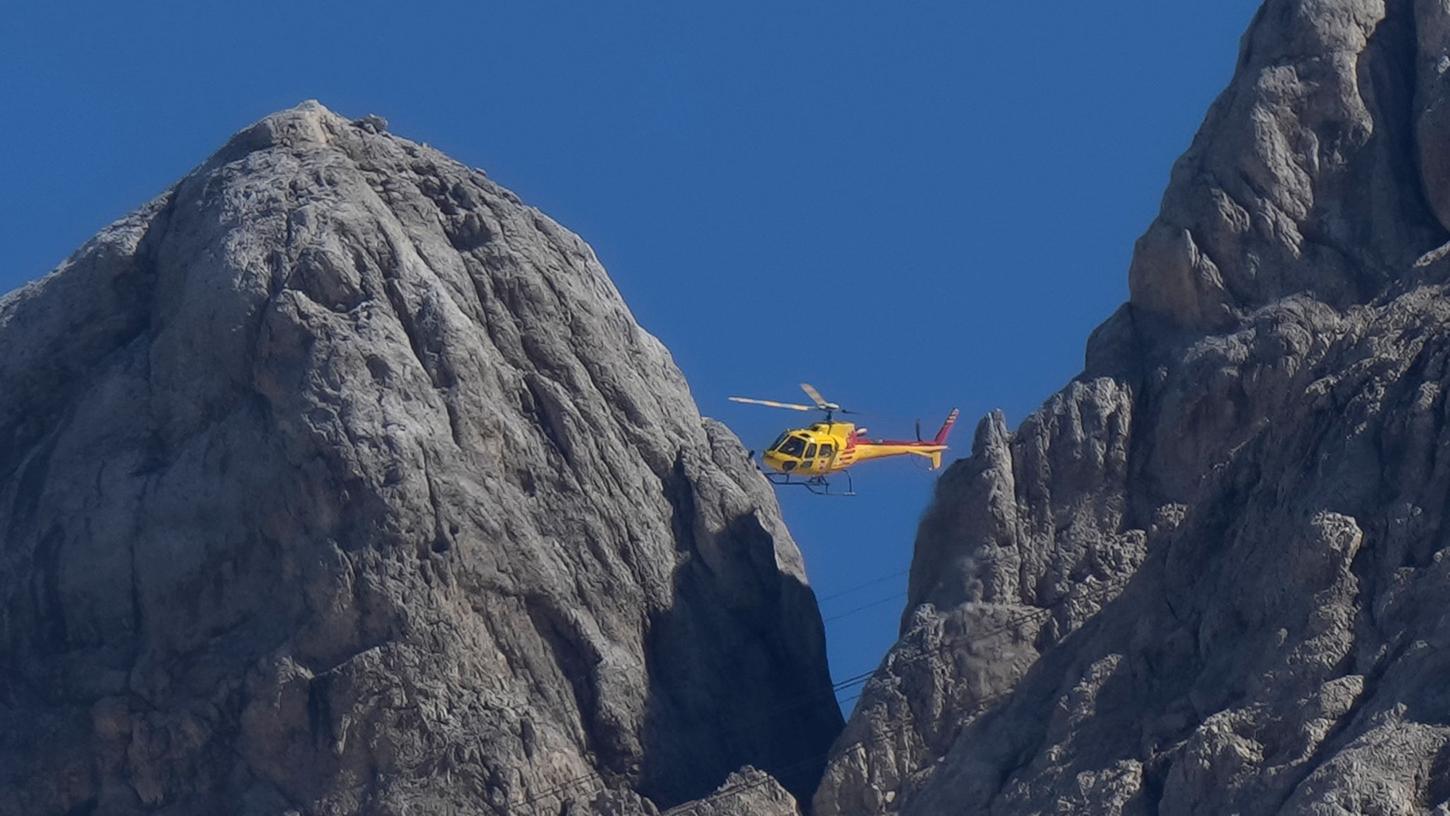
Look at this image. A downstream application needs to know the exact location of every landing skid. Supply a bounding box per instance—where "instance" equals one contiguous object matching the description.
[765,471,856,497]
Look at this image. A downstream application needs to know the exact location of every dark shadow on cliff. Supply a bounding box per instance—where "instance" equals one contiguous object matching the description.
[637,455,844,809]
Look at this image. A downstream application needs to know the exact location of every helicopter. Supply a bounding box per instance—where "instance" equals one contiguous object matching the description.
[730,383,959,495]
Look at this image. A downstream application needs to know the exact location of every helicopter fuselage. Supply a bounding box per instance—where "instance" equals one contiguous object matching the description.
[760,416,955,476]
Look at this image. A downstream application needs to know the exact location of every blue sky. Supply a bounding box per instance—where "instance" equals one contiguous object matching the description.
[3,1,1262,709]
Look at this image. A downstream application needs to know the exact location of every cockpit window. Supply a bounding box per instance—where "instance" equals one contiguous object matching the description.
[769,432,790,452]
[804,444,818,459]
[778,436,807,457]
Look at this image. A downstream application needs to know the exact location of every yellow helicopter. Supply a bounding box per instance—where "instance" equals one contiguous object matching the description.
[730,383,959,495]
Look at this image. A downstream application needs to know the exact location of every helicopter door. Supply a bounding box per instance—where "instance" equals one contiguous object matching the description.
[817,443,835,469]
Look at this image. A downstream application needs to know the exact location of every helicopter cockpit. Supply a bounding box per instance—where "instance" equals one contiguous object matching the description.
[764,430,835,474]
[769,432,809,458]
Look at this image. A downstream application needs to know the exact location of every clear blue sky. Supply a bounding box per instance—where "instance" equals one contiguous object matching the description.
[3,1,1262,710]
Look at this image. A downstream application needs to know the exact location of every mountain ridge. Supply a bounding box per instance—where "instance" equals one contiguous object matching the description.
[816,1,1450,813]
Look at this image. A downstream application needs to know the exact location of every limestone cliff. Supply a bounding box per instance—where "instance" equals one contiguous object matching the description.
[817,1,1450,813]
[0,102,841,816]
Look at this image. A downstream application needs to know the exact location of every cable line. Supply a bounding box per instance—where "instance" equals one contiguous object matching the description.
[816,569,909,603]
[823,592,908,623]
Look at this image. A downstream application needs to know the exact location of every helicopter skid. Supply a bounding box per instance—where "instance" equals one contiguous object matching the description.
[764,471,855,497]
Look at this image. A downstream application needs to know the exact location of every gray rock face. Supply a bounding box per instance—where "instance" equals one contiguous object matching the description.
[816,1,1450,813]
[0,101,841,815]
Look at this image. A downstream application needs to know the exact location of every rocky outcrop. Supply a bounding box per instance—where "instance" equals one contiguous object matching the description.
[816,1,1450,813]
[0,102,841,815]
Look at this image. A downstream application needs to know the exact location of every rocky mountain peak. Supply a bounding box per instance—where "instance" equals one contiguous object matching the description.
[818,2,1450,813]
[1129,0,1447,333]
[0,101,839,815]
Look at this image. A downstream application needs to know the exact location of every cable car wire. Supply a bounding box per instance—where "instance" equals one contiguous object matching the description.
[816,569,909,603]
[823,592,909,623]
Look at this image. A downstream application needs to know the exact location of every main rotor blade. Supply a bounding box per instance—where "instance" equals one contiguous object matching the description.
[800,382,836,410]
[729,396,816,412]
